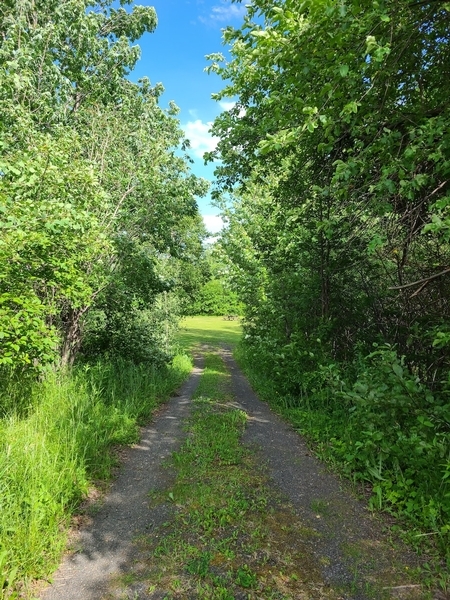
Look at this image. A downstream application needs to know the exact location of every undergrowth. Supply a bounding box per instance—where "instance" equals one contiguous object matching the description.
[0,354,192,598]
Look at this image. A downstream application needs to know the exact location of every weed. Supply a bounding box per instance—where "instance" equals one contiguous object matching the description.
[185,552,212,577]
[235,564,258,588]
[310,499,331,516]
[0,550,18,599]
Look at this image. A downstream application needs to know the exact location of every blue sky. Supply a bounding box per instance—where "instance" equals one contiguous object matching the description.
[129,0,248,233]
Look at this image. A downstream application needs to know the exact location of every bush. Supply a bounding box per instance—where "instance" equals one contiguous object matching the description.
[335,347,450,543]
[81,308,170,366]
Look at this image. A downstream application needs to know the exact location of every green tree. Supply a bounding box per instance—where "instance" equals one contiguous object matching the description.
[186,244,244,316]
[207,0,450,547]
[209,0,450,380]
[0,0,208,370]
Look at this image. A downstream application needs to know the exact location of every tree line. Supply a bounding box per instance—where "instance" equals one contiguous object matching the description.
[0,2,211,591]
[0,0,207,377]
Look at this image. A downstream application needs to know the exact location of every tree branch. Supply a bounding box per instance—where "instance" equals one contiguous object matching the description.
[389,267,450,291]
[105,183,138,227]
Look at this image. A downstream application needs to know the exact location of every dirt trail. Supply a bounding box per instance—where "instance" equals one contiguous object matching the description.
[40,356,204,600]
[40,347,423,600]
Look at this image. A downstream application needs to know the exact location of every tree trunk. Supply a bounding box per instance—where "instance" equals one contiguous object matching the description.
[60,307,87,367]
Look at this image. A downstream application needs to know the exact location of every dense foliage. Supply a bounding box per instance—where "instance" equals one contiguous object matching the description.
[186,246,243,316]
[0,0,207,374]
[208,0,450,557]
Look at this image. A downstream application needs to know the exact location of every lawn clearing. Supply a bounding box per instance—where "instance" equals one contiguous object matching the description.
[177,316,242,350]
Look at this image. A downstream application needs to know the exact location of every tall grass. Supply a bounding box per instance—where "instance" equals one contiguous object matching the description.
[0,354,192,597]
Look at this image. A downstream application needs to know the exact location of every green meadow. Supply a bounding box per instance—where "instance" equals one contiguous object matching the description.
[177,316,242,350]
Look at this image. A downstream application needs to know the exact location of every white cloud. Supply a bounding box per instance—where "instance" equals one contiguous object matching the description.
[219,101,236,111]
[199,1,247,25]
[219,100,246,118]
[203,214,225,235]
[183,119,218,159]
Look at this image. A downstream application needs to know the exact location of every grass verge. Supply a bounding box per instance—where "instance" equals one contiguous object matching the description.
[0,354,192,599]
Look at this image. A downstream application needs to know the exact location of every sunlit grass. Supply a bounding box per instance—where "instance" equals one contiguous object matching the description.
[177,316,242,350]
[0,354,193,596]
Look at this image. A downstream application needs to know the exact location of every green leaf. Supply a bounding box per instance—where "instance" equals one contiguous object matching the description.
[392,363,403,378]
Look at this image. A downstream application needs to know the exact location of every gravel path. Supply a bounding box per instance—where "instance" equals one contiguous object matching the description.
[41,355,204,600]
[40,347,422,600]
